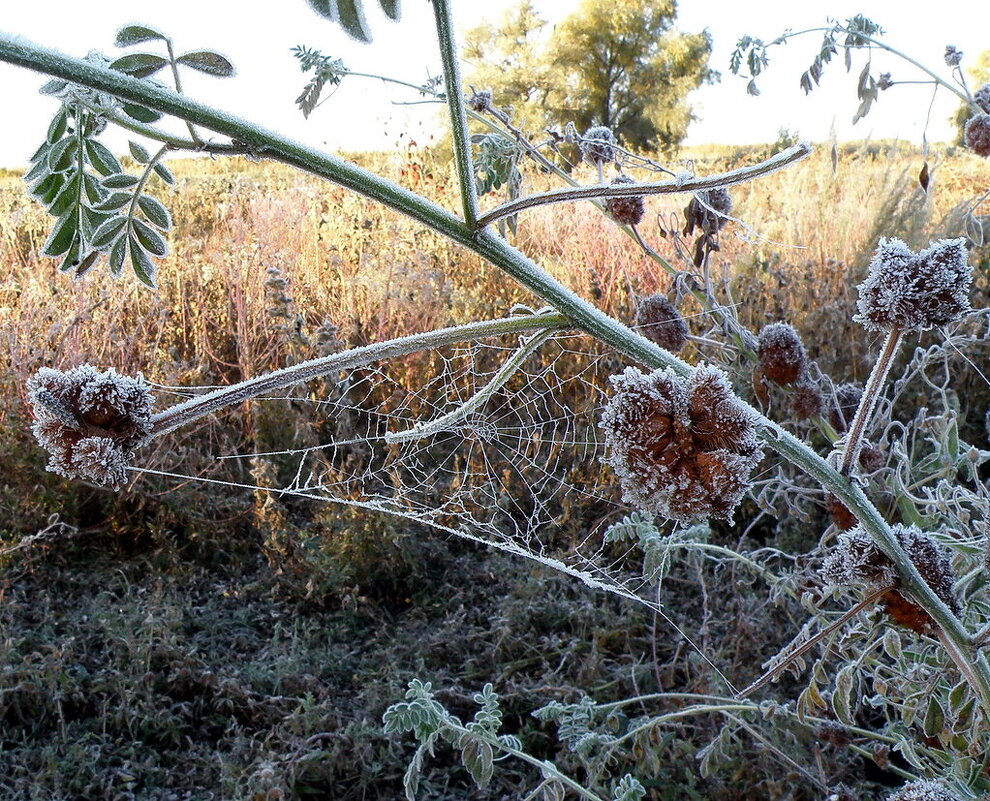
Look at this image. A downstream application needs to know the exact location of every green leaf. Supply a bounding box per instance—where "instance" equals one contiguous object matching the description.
[832,664,856,725]
[379,0,400,20]
[80,208,114,241]
[108,236,128,278]
[42,212,79,257]
[48,174,81,217]
[82,172,110,205]
[128,235,159,288]
[85,140,122,176]
[115,24,169,47]
[307,0,371,43]
[47,108,69,144]
[102,173,141,189]
[923,695,945,738]
[24,158,52,188]
[47,138,79,173]
[137,195,172,230]
[121,103,163,123]
[132,218,168,256]
[458,736,493,789]
[153,162,176,185]
[176,50,235,77]
[32,173,64,205]
[90,216,129,249]
[110,53,169,79]
[57,235,83,273]
[128,141,152,164]
[92,192,132,213]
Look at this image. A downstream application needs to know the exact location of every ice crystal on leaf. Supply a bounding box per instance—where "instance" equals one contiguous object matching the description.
[757,322,806,385]
[887,779,962,801]
[599,365,763,523]
[27,365,154,488]
[855,238,972,331]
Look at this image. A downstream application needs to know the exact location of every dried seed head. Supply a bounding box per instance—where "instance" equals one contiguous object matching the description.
[944,45,963,67]
[27,365,154,488]
[757,323,807,385]
[580,126,617,166]
[816,721,849,747]
[975,83,990,114]
[964,113,990,157]
[887,779,962,801]
[877,72,894,91]
[634,294,688,353]
[858,442,885,473]
[855,238,972,331]
[791,383,824,420]
[604,175,645,226]
[468,89,493,113]
[824,493,857,531]
[828,382,863,434]
[821,527,896,587]
[600,364,763,522]
[683,188,732,237]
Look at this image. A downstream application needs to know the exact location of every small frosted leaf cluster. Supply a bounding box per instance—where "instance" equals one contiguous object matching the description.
[634,294,688,353]
[580,126,617,166]
[887,779,962,801]
[600,365,763,522]
[964,113,990,158]
[683,188,732,236]
[604,175,645,226]
[27,365,154,488]
[855,238,972,332]
[757,322,806,385]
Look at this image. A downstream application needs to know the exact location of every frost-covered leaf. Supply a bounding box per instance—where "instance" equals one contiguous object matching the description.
[115,24,169,47]
[306,0,401,43]
[137,195,172,231]
[128,235,159,288]
[176,50,236,77]
[109,52,169,79]
[128,141,151,164]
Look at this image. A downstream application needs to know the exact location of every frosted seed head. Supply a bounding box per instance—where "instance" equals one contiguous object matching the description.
[27,365,154,488]
[821,526,895,588]
[887,779,962,801]
[791,383,823,420]
[604,175,645,226]
[599,364,762,523]
[828,382,863,434]
[944,45,963,67]
[757,322,806,385]
[975,83,990,113]
[964,113,990,157]
[877,72,893,91]
[634,294,688,353]
[855,237,973,331]
[468,89,493,112]
[896,524,959,616]
[580,126,617,166]
[858,442,885,473]
[683,188,732,236]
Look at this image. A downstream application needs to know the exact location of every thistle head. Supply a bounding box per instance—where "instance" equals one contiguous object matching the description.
[887,779,962,801]
[855,238,972,332]
[27,365,154,488]
[757,322,807,385]
[634,294,688,353]
[791,383,824,421]
[600,364,762,522]
[605,175,645,226]
[974,83,990,113]
[580,126,617,167]
[964,113,990,157]
[944,45,963,67]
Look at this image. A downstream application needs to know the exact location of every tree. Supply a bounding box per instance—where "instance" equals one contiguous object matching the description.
[463,0,715,152]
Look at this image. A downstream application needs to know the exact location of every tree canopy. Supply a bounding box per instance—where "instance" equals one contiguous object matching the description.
[463,0,715,152]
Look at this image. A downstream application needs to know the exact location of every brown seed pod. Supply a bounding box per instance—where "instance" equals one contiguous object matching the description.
[27,365,154,488]
[634,294,688,353]
[964,113,990,157]
[600,364,763,522]
[757,322,807,385]
[683,188,732,236]
[791,383,824,420]
[887,779,962,801]
[604,175,645,226]
[855,238,972,332]
[580,126,617,166]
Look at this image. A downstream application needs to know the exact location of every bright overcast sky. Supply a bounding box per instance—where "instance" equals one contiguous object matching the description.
[0,1,986,167]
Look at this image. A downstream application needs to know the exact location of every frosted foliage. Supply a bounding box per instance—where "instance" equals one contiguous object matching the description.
[599,364,762,523]
[887,779,961,801]
[27,364,153,488]
[855,238,972,331]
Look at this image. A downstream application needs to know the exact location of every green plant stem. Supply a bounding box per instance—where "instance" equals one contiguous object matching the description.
[150,312,570,437]
[4,33,989,716]
[431,0,479,227]
[840,326,903,475]
[164,37,201,144]
[474,143,812,229]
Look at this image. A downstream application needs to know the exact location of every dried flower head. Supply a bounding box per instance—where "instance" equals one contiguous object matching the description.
[604,175,645,226]
[791,383,823,420]
[828,382,863,434]
[600,365,763,522]
[816,721,849,747]
[580,126,617,166]
[824,493,857,531]
[634,294,688,353]
[858,442,885,473]
[468,89,492,113]
[877,72,894,91]
[944,45,963,67]
[887,779,962,801]
[27,365,154,488]
[964,113,990,157]
[683,188,732,236]
[757,323,807,385]
[975,83,990,114]
[855,238,972,332]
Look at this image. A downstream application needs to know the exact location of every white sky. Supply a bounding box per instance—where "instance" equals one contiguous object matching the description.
[0,0,987,168]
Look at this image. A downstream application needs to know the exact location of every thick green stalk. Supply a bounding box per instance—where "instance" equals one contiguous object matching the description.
[3,32,988,712]
[431,0,479,227]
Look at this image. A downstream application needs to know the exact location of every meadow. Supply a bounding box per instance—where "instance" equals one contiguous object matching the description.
[1,139,989,799]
